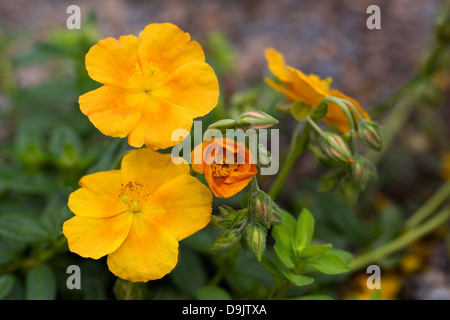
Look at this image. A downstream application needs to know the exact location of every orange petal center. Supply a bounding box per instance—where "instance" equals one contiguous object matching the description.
[132,61,167,92]
[120,181,150,213]
[211,163,239,178]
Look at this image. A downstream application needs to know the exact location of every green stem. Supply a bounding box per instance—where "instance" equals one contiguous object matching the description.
[268,122,311,200]
[272,280,291,300]
[350,206,450,272]
[0,236,67,275]
[405,179,450,230]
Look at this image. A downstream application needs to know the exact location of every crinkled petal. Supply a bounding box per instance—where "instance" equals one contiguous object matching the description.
[85,35,141,88]
[79,86,145,138]
[107,213,179,282]
[63,212,133,260]
[120,148,190,194]
[127,95,193,150]
[154,62,219,118]
[138,23,205,74]
[265,48,291,82]
[68,170,128,218]
[142,174,212,241]
[288,67,327,106]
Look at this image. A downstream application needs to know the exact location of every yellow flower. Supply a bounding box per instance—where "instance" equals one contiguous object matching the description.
[63,148,212,282]
[440,152,450,180]
[79,23,219,150]
[264,48,370,133]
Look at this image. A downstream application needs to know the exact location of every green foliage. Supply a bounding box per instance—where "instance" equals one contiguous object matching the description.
[263,208,353,290]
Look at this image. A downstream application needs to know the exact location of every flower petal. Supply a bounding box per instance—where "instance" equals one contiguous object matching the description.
[288,67,327,106]
[138,23,205,74]
[120,148,190,194]
[107,213,179,282]
[85,35,141,88]
[143,174,212,241]
[265,48,291,82]
[68,170,128,218]
[63,212,133,260]
[127,95,193,150]
[79,86,145,138]
[154,62,219,118]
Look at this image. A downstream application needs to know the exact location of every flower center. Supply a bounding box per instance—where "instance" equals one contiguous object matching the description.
[132,61,166,92]
[120,181,150,213]
[211,163,239,178]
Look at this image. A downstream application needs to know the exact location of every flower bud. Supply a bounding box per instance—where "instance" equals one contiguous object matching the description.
[235,111,278,130]
[250,191,272,229]
[207,119,236,131]
[358,120,383,151]
[350,155,370,190]
[211,229,241,251]
[319,132,354,165]
[244,223,267,261]
[218,205,235,218]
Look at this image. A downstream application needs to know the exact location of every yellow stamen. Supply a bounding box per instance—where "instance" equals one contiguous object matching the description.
[211,163,239,178]
[119,181,150,213]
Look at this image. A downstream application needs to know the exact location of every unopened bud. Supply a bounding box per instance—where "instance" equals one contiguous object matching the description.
[235,111,279,130]
[244,223,267,261]
[358,120,383,151]
[319,132,354,165]
[211,229,241,251]
[218,205,235,218]
[251,192,272,229]
[350,155,370,190]
[207,119,236,131]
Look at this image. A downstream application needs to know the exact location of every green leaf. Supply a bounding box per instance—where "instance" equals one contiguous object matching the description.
[299,244,332,258]
[279,209,296,234]
[196,286,231,300]
[293,208,315,253]
[0,275,15,300]
[260,253,286,279]
[271,224,292,249]
[274,241,295,269]
[0,214,49,242]
[307,250,351,275]
[283,271,314,287]
[291,101,314,121]
[25,264,56,300]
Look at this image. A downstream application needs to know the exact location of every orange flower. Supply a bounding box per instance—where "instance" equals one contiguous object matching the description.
[264,48,370,133]
[63,148,212,282]
[79,23,219,150]
[191,138,258,198]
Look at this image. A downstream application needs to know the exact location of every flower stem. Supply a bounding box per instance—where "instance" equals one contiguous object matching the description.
[404,179,450,230]
[350,206,450,272]
[268,122,311,201]
[272,280,291,300]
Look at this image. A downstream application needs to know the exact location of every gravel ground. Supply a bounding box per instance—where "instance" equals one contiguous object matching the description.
[0,0,443,107]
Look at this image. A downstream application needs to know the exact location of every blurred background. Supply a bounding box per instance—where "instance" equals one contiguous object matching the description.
[0,0,449,300]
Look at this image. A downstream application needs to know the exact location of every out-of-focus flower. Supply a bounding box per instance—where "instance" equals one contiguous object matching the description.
[63,148,212,282]
[344,272,402,300]
[264,48,370,133]
[79,23,219,150]
[191,138,257,198]
[440,152,450,180]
